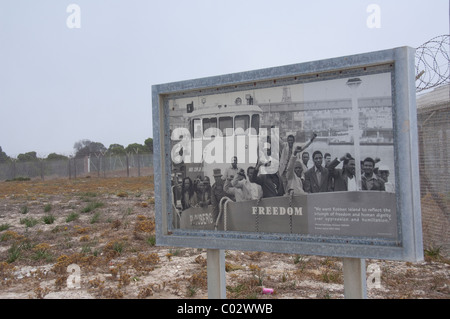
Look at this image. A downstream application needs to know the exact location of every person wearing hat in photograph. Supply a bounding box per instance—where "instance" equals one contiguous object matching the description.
[378,164,394,193]
[211,168,228,221]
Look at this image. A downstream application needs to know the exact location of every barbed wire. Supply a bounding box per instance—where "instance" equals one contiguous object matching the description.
[415,35,450,92]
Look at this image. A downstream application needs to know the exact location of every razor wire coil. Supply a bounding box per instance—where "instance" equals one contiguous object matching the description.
[415,35,450,92]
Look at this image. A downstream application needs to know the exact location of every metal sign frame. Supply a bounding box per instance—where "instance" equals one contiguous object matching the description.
[152,46,423,262]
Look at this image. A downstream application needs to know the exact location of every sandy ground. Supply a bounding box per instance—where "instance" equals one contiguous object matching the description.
[0,176,448,299]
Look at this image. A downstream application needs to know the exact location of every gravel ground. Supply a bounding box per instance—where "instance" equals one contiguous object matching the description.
[0,177,448,299]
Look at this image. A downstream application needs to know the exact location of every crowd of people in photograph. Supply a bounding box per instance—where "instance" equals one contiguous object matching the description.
[174,133,395,217]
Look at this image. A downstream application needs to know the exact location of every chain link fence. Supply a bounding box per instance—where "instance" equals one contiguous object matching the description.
[416,84,450,256]
[414,35,450,256]
[0,153,153,181]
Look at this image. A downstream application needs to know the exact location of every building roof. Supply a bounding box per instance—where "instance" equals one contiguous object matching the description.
[416,84,449,112]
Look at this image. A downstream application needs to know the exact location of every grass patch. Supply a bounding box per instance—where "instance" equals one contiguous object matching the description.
[113,241,124,254]
[186,285,198,297]
[1,230,21,242]
[424,246,448,263]
[320,270,342,284]
[226,280,260,299]
[31,243,53,262]
[146,235,156,246]
[249,264,265,286]
[81,244,92,255]
[6,240,32,263]
[5,177,30,182]
[42,214,56,224]
[104,240,126,257]
[81,201,104,213]
[44,204,52,213]
[20,217,39,228]
[0,223,10,231]
[78,191,98,198]
[66,212,80,222]
[90,212,101,224]
[7,243,23,263]
[31,250,54,262]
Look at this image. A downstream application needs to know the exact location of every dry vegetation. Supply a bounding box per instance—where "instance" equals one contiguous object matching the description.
[0,176,448,299]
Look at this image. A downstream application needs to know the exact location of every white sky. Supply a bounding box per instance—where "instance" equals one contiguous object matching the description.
[0,0,448,157]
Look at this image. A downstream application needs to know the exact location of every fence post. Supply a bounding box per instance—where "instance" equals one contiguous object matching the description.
[12,160,16,180]
[40,160,44,180]
[137,154,141,177]
[74,158,77,179]
[97,155,101,177]
[102,155,106,178]
[126,154,130,177]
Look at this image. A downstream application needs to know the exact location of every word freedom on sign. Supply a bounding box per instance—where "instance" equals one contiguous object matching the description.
[252,206,303,216]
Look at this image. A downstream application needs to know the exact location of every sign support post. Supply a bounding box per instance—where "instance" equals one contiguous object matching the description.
[207,249,226,299]
[343,258,367,299]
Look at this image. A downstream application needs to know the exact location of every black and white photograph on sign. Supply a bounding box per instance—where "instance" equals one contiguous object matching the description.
[168,72,397,240]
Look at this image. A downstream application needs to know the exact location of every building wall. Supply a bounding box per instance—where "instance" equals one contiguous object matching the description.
[417,101,450,256]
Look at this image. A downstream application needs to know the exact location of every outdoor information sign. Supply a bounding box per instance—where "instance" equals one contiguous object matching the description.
[152,46,423,262]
